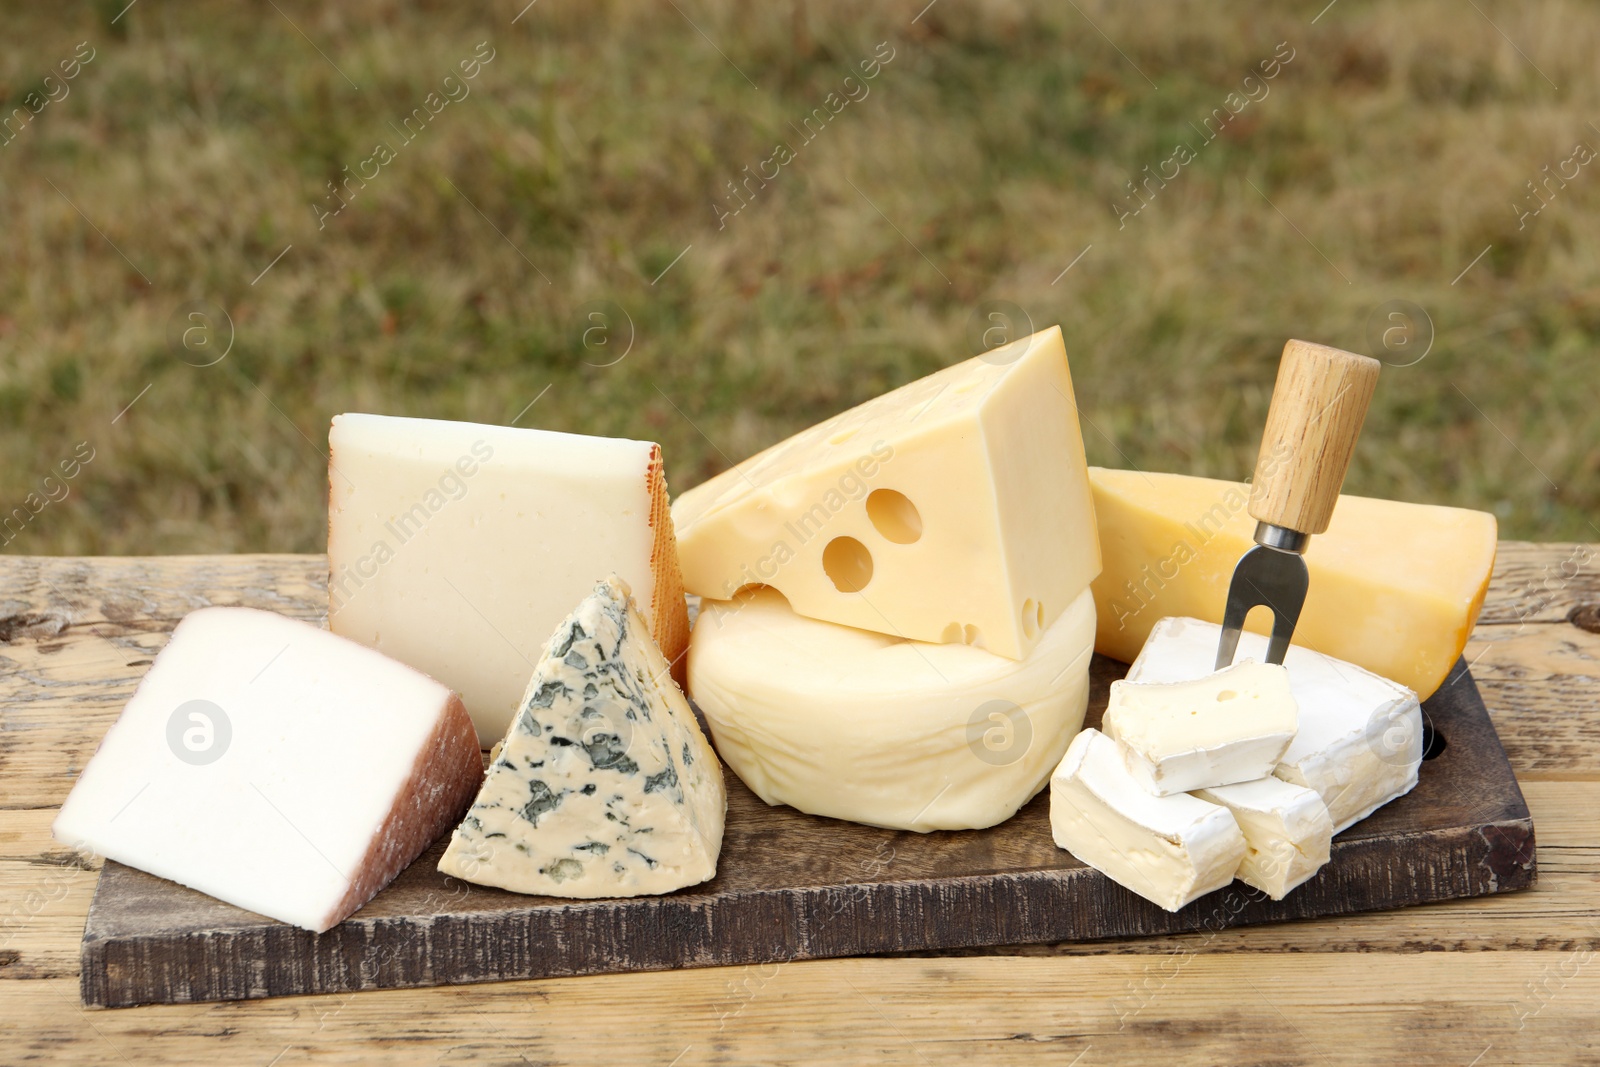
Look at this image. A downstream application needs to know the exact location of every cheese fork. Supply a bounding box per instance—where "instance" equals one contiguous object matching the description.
[1216,339,1380,670]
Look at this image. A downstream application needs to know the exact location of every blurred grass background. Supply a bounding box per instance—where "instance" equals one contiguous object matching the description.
[1,0,1596,555]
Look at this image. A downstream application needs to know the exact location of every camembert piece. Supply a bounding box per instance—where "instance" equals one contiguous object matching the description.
[689,586,1097,832]
[1050,729,1247,912]
[1102,661,1297,796]
[328,413,689,743]
[671,326,1099,661]
[1194,777,1333,899]
[1196,777,1331,902]
[1128,617,1422,831]
[1089,467,1497,699]
[53,607,483,933]
[438,577,725,898]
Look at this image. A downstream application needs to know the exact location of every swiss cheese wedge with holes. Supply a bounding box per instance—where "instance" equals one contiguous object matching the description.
[670,326,1099,661]
[329,414,689,742]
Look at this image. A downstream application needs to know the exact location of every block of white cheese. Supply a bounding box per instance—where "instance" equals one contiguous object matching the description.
[328,413,690,743]
[1050,728,1247,912]
[671,325,1099,661]
[1102,661,1297,795]
[1089,467,1497,699]
[1128,617,1422,832]
[438,576,725,898]
[1194,777,1333,899]
[688,585,1097,832]
[53,607,483,932]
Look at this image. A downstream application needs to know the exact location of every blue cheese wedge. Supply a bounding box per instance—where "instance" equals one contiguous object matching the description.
[1102,660,1298,796]
[1194,776,1334,899]
[1050,728,1246,912]
[438,576,725,898]
[1128,617,1422,832]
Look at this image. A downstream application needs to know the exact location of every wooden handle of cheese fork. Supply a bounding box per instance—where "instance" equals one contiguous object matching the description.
[1247,339,1380,536]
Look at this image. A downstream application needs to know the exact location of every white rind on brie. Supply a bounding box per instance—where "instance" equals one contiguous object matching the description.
[1128,617,1422,831]
[1102,660,1297,795]
[1049,729,1247,912]
[1195,776,1334,899]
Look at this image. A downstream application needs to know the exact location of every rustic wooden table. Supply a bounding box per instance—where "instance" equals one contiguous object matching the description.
[2,544,1596,1065]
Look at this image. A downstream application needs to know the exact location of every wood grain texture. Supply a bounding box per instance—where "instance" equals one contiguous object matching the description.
[1248,340,1381,534]
[6,954,1600,1067]
[78,654,1532,1007]
[1,548,1597,1063]
[6,784,1593,980]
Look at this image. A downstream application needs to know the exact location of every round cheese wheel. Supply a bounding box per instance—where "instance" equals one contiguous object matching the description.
[687,586,1096,831]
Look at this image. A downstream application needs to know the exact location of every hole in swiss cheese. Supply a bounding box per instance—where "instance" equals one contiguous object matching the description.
[822,537,874,592]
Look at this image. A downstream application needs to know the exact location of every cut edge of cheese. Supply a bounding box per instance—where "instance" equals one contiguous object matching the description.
[1128,616,1423,833]
[437,575,725,898]
[1102,660,1296,796]
[51,606,485,933]
[670,325,1099,661]
[1049,728,1246,912]
[1194,776,1333,901]
[326,413,692,741]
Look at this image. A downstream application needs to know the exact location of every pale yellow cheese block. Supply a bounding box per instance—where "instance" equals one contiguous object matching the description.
[689,586,1097,832]
[671,326,1099,661]
[1089,468,1496,700]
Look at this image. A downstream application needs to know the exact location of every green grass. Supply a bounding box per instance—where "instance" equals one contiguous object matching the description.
[2,0,1597,555]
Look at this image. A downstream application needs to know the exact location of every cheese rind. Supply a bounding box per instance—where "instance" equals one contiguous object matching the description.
[688,586,1097,832]
[1102,661,1297,796]
[672,326,1099,661]
[1194,777,1333,899]
[1049,729,1247,912]
[53,607,483,933]
[1089,467,1496,699]
[328,413,689,743]
[1127,617,1422,832]
[438,576,725,898]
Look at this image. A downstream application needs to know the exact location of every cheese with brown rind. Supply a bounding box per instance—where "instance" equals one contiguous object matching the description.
[52,606,483,933]
[328,414,690,742]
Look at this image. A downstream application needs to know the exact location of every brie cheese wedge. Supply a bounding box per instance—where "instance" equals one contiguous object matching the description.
[1127,617,1423,831]
[1194,776,1334,899]
[1049,728,1246,912]
[1102,660,1297,795]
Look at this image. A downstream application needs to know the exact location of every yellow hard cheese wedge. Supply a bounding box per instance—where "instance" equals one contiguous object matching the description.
[672,326,1099,661]
[1089,468,1496,699]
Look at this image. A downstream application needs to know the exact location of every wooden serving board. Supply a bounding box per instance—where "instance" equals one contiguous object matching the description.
[79,655,1535,1009]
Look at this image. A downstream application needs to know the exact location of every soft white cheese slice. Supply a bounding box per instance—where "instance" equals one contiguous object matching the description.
[688,586,1097,832]
[1049,728,1246,912]
[1127,617,1422,831]
[438,576,726,898]
[1102,660,1296,795]
[53,607,483,932]
[1194,776,1333,899]
[328,413,689,743]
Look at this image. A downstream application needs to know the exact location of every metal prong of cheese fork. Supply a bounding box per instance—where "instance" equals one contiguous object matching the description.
[1216,340,1380,670]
